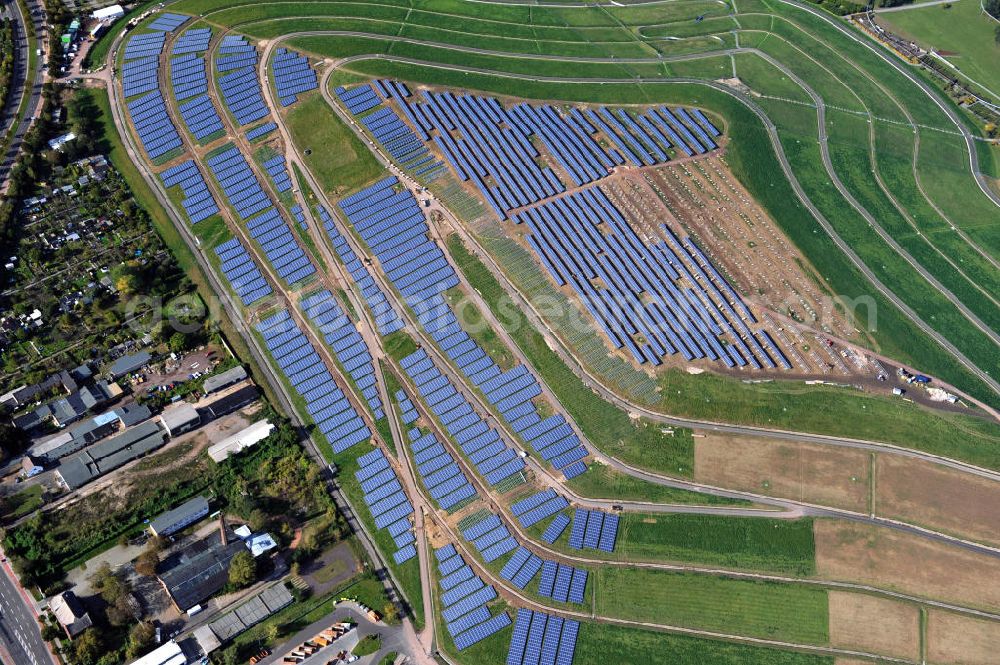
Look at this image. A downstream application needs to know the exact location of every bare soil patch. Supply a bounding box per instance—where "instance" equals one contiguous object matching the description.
[828,591,919,660]
[814,519,1000,611]
[693,433,868,511]
[926,610,1000,665]
[874,454,1000,547]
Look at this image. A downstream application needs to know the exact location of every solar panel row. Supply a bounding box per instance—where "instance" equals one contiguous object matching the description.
[313,204,403,336]
[147,12,188,32]
[376,80,720,218]
[512,188,790,370]
[169,53,209,101]
[270,48,318,107]
[336,82,446,182]
[301,290,384,418]
[537,560,587,605]
[339,177,587,477]
[212,237,272,306]
[178,94,224,141]
[399,411,477,511]
[216,36,269,126]
[262,155,292,193]
[507,609,579,665]
[160,159,220,224]
[245,207,316,285]
[460,513,518,563]
[246,121,277,141]
[335,83,382,115]
[172,27,211,55]
[354,447,415,563]
[255,310,371,453]
[509,490,570,528]
[434,544,510,650]
[126,90,183,160]
[395,389,418,425]
[122,57,158,98]
[123,32,165,60]
[568,509,619,553]
[399,348,525,488]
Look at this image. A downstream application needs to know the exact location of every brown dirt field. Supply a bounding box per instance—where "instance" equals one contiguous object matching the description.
[875,454,1000,547]
[693,433,869,512]
[926,610,1000,665]
[815,520,1000,611]
[828,591,920,661]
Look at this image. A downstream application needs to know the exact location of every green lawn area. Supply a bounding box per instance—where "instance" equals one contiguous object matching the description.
[595,568,829,644]
[285,93,383,198]
[878,0,1000,98]
[353,633,381,656]
[574,621,833,665]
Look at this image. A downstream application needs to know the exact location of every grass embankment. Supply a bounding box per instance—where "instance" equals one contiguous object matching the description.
[285,93,383,198]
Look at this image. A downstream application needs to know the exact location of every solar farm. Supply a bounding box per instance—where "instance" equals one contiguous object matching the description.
[106,3,1000,665]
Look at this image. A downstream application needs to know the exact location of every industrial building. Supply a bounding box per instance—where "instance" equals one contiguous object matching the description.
[158,402,200,437]
[201,385,259,420]
[55,420,166,490]
[29,404,152,464]
[202,365,248,395]
[148,495,210,537]
[207,419,274,463]
[108,350,152,379]
[157,525,247,613]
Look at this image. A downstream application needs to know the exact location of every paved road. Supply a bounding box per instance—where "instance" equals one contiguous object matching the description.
[0,0,44,188]
[0,556,52,665]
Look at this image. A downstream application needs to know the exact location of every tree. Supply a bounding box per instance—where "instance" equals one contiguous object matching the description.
[264,623,279,643]
[227,550,256,589]
[134,549,159,577]
[73,629,103,665]
[168,332,188,354]
[125,622,156,660]
[382,602,398,624]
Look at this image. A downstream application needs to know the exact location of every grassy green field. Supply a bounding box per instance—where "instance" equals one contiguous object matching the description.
[595,568,829,644]
[285,93,383,198]
[878,0,1000,98]
[574,622,833,665]
[614,513,816,575]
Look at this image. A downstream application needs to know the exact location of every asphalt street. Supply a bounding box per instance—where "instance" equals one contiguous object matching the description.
[0,0,45,186]
[0,557,49,665]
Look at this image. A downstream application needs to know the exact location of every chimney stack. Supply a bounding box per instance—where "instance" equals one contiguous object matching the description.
[219,514,227,546]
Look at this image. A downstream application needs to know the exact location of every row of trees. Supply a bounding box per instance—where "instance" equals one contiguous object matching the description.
[985,0,1000,44]
[0,19,14,114]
